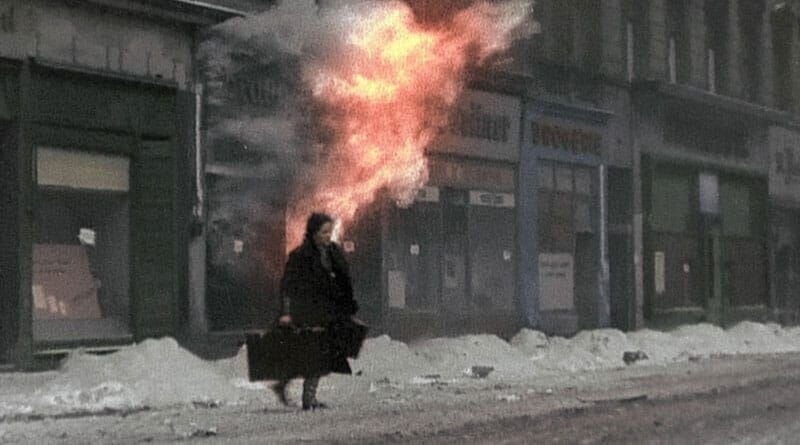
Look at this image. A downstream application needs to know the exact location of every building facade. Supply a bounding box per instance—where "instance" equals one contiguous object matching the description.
[0,0,240,369]
[194,0,800,341]
[503,0,800,333]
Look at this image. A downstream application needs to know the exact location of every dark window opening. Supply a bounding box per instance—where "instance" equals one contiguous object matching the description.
[623,0,650,80]
[771,9,794,111]
[666,0,691,84]
[738,0,764,103]
[705,0,730,94]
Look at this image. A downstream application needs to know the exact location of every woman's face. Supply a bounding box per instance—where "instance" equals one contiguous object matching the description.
[313,221,334,248]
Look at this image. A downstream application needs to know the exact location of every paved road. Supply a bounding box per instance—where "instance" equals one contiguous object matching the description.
[380,364,800,444]
[3,353,800,444]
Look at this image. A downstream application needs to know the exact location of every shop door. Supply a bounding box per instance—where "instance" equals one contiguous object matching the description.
[441,189,469,316]
[131,140,177,339]
[646,168,703,324]
[0,122,17,362]
[206,176,282,331]
[718,178,768,323]
[385,199,441,313]
[468,193,516,313]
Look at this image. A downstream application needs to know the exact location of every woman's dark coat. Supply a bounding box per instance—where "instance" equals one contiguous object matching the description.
[278,239,359,376]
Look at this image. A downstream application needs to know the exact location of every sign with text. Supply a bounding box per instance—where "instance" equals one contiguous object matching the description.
[769,126,800,205]
[427,89,521,162]
[538,253,574,311]
[33,244,102,320]
[428,158,515,191]
[524,104,606,158]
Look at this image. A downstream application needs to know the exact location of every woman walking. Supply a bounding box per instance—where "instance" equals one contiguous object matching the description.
[271,212,360,410]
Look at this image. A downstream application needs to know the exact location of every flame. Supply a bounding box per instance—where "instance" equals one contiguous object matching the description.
[286,1,532,250]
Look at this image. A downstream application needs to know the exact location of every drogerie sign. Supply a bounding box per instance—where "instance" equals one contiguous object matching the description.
[530,121,602,156]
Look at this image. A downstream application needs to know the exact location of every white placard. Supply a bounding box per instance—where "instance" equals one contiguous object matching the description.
[468,190,516,208]
[654,251,666,295]
[388,270,406,309]
[415,186,440,203]
[538,253,574,311]
[78,228,96,246]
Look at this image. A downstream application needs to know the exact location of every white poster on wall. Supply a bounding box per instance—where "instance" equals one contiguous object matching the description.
[654,251,666,295]
[387,270,406,309]
[538,253,574,311]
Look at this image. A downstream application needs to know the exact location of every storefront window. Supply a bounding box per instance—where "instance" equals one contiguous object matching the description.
[33,147,130,342]
[468,191,515,311]
[537,162,596,313]
[386,198,441,311]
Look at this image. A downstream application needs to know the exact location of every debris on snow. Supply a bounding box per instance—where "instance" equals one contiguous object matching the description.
[623,350,649,365]
[497,394,521,402]
[465,366,495,378]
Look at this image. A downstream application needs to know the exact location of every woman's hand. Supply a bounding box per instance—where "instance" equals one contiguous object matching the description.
[278,315,292,326]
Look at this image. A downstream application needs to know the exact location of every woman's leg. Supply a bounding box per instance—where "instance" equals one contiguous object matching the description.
[270,379,290,406]
[302,375,326,410]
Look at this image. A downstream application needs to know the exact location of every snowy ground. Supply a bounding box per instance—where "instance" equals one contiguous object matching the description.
[1,321,799,424]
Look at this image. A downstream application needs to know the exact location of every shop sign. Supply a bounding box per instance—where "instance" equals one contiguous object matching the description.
[428,158,515,191]
[769,126,800,203]
[468,190,515,208]
[538,253,574,311]
[530,121,602,156]
[428,89,521,162]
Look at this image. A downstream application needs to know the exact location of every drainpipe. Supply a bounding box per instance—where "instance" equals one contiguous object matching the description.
[598,163,611,328]
[14,58,34,370]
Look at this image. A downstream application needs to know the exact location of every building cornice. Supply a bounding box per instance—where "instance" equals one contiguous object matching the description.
[76,0,246,26]
[633,80,800,129]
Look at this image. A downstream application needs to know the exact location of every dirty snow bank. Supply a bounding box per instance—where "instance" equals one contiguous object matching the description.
[0,322,799,419]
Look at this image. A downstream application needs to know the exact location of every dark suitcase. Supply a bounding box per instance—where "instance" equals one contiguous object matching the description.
[246,318,368,382]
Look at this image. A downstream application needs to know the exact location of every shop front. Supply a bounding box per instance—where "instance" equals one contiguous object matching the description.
[200,55,295,333]
[638,95,771,328]
[0,0,237,369]
[368,89,522,339]
[519,101,610,336]
[769,126,800,324]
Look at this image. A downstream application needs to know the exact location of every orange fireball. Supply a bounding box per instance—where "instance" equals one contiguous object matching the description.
[286,0,532,250]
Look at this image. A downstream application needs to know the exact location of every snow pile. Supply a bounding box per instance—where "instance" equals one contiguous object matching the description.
[1,321,800,419]
[523,329,636,372]
[410,335,531,379]
[350,335,432,380]
[37,338,257,415]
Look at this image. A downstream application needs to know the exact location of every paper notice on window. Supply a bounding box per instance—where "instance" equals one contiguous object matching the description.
[654,251,666,295]
[388,270,406,308]
[538,253,574,311]
[32,244,102,320]
[78,228,96,246]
